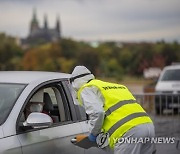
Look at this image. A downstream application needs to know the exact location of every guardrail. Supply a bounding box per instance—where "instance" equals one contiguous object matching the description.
[134,93,180,116]
[134,93,180,146]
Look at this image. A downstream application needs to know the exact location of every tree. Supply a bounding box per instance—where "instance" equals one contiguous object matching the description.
[22,43,62,71]
[0,33,23,70]
[77,47,100,75]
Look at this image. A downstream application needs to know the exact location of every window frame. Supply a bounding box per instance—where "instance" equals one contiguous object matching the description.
[16,79,78,134]
[61,81,87,122]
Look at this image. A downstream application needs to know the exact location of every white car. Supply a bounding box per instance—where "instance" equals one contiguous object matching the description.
[155,65,180,114]
[0,71,112,154]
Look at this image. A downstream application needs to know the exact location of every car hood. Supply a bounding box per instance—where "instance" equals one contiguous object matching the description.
[0,127,4,139]
[155,81,180,92]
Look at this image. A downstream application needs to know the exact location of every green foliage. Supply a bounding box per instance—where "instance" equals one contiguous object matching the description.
[22,43,62,71]
[106,58,124,80]
[0,32,180,80]
[0,33,23,70]
[76,47,100,74]
[59,38,77,58]
[23,39,180,80]
[58,57,75,73]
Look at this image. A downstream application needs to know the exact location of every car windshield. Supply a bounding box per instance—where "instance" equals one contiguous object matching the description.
[0,83,26,125]
[161,69,180,81]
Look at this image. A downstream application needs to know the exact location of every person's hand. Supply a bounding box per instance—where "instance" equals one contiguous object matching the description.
[88,133,97,142]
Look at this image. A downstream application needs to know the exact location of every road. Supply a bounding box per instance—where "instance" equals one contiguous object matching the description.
[151,115,180,154]
[123,83,144,94]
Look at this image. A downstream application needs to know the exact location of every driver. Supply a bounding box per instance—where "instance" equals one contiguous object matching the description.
[25,90,45,118]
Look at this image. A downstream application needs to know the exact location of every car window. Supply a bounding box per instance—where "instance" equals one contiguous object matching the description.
[75,105,87,121]
[65,80,87,121]
[161,69,180,81]
[44,87,66,123]
[57,83,72,122]
[18,83,72,132]
[0,83,26,125]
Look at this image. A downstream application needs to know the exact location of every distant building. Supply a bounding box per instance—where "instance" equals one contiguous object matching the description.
[21,9,61,47]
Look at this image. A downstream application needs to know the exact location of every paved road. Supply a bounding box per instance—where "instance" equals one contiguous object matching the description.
[151,115,180,154]
[156,143,179,154]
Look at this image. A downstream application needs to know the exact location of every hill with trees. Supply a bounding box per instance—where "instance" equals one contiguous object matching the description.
[0,33,180,80]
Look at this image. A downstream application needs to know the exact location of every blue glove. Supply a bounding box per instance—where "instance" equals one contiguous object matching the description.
[88,134,97,142]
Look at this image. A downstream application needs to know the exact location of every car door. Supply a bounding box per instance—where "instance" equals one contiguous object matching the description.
[62,81,113,154]
[78,111,113,154]
[16,81,84,154]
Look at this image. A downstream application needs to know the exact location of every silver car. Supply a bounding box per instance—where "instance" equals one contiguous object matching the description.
[0,71,112,154]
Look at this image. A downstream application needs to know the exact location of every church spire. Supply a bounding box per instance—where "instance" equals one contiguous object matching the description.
[33,8,37,21]
[44,14,48,29]
[56,15,61,38]
[30,8,39,33]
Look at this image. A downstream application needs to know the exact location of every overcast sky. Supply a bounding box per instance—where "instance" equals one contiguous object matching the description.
[0,0,180,42]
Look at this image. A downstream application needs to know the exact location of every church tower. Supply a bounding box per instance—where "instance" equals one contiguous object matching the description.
[24,9,62,46]
[30,8,39,34]
[56,15,61,38]
[44,14,48,30]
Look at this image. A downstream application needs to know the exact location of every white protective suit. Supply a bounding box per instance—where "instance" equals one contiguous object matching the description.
[71,66,156,154]
[71,66,105,136]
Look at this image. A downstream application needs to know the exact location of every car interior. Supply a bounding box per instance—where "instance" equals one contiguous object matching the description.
[18,84,71,132]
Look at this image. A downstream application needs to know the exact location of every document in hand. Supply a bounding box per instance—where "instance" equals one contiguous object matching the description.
[72,135,98,149]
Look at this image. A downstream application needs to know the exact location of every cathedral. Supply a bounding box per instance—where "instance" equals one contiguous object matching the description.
[21,9,61,47]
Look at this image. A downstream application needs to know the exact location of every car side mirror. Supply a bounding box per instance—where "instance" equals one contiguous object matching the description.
[23,112,53,129]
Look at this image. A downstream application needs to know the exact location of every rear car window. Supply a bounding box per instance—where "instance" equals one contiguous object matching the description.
[161,69,180,81]
[0,83,26,125]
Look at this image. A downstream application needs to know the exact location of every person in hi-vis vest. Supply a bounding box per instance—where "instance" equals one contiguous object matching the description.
[70,66,156,154]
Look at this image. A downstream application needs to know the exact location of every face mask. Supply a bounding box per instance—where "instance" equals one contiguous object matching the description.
[30,103,43,112]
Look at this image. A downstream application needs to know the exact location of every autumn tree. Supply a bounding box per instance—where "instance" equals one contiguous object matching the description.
[0,33,23,70]
[22,43,62,71]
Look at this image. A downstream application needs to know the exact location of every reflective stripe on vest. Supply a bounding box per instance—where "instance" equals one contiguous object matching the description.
[108,112,148,136]
[105,99,137,116]
[77,79,152,148]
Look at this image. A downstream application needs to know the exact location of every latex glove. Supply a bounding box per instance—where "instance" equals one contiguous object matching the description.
[88,134,97,142]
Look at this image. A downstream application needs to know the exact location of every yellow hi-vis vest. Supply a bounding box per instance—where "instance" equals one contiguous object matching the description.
[77,79,152,148]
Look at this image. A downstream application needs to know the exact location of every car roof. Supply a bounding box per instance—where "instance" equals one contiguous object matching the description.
[164,65,180,70]
[0,71,71,84]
